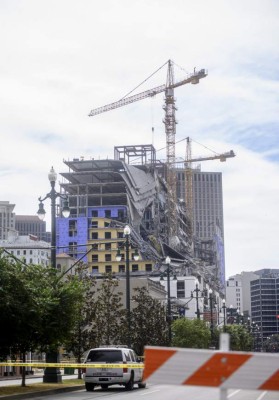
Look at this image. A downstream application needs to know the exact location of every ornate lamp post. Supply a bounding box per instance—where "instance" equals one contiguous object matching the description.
[191,280,204,319]
[37,167,70,268]
[37,167,70,383]
[160,256,177,345]
[115,225,139,347]
[221,299,227,331]
[208,289,214,340]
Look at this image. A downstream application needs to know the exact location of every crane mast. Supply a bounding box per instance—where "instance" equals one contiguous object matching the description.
[89,60,207,244]
[164,61,178,239]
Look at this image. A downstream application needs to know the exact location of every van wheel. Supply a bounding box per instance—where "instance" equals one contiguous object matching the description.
[125,373,134,390]
[85,383,94,391]
[138,382,146,389]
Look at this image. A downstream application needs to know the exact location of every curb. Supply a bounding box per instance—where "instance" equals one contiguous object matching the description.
[0,385,84,399]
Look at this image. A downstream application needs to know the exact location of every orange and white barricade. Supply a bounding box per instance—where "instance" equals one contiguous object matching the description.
[143,344,279,398]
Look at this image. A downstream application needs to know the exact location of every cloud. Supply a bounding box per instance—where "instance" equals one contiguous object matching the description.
[0,0,278,279]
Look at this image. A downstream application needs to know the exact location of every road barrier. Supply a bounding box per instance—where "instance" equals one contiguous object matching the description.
[143,346,279,394]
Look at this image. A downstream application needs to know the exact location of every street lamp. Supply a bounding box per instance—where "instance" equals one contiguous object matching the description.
[208,289,214,340]
[159,256,176,345]
[191,279,204,319]
[37,167,70,383]
[222,299,227,331]
[165,256,172,345]
[115,224,139,347]
[37,167,70,269]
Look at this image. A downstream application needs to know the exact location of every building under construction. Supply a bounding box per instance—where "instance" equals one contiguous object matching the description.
[57,144,226,293]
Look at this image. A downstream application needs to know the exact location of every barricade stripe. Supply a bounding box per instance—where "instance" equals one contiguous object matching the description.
[143,348,177,381]
[183,353,251,387]
[259,370,279,391]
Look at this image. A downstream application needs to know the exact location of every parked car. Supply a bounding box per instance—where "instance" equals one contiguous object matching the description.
[82,345,146,391]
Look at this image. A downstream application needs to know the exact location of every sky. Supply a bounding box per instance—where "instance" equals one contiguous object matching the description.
[0,0,278,279]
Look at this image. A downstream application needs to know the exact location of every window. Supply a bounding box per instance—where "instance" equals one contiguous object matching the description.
[69,220,77,237]
[91,210,98,217]
[92,254,98,262]
[91,232,98,239]
[105,231,111,239]
[118,209,125,221]
[105,265,112,273]
[117,231,124,239]
[91,221,98,228]
[30,258,33,264]
[119,265,125,273]
[17,250,20,255]
[23,250,26,255]
[132,264,138,272]
[105,243,111,250]
[105,210,111,218]
[105,254,112,262]
[30,250,33,255]
[91,243,98,250]
[177,280,185,298]
[92,266,99,274]
[145,264,152,272]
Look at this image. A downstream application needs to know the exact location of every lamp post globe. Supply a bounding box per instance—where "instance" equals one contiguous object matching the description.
[48,166,57,183]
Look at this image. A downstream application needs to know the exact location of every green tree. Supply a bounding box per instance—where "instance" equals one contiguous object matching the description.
[223,325,253,351]
[64,267,97,379]
[130,287,168,355]
[0,251,85,385]
[263,334,279,352]
[85,275,126,347]
[171,318,211,348]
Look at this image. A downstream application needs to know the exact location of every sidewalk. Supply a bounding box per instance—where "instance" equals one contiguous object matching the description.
[0,373,84,399]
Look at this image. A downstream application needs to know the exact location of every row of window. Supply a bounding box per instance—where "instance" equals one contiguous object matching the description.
[91,253,141,262]
[91,264,153,274]
[9,249,47,256]
[91,231,124,240]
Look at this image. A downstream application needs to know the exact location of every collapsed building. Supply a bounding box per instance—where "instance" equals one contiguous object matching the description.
[56,144,225,294]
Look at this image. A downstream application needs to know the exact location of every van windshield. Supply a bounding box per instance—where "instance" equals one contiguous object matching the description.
[87,350,122,363]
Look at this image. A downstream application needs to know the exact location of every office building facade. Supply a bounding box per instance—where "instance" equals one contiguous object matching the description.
[0,201,16,240]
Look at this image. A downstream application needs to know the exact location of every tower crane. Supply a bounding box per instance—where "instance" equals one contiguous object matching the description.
[89,60,207,241]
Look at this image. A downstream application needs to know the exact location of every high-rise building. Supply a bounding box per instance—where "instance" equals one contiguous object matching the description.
[15,215,49,242]
[226,271,259,315]
[177,168,225,289]
[56,145,226,293]
[250,269,279,345]
[0,201,16,240]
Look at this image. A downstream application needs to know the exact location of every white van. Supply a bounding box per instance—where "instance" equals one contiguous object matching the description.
[83,346,146,391]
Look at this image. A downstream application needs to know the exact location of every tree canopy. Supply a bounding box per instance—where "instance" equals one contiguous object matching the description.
[171,318,211,348]
[0,251,85,359]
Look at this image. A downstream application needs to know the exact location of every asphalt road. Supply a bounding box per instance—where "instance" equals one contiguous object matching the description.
[11,383,279,400]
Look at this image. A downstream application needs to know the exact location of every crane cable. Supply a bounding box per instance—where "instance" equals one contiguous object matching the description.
[120,60,169,100]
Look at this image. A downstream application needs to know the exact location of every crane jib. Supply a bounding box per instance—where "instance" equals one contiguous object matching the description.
[88,69,207,117]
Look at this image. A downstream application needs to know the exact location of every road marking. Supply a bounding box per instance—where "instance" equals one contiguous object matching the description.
[140,389,161,395]
[256,391,267,400]
[228,390,241,398]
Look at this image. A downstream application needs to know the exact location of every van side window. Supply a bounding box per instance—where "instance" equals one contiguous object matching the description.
[129,350,135,361]
[124,351,131,361]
